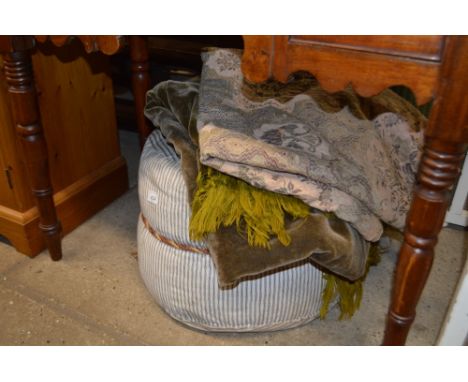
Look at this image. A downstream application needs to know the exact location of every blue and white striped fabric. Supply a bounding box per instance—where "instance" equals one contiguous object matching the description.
[138,130,207,252]
[138,129,329,332]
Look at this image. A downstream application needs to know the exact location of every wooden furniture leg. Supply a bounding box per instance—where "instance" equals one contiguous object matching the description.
[3,49,62,261]
[383,36,468,345]
[383,140,465,344]
[129,36,152,149]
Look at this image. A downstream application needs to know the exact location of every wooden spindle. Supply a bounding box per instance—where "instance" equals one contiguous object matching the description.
[3,49,62,260]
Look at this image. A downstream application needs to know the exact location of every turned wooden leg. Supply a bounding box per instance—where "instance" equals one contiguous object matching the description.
[3,50,62,261]
[129,36,152,149]
[383,139,466,345]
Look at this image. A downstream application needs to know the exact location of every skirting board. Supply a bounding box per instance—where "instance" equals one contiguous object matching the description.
[445,210,468,227]
[445,155,468,227]
[0,156,128,257]
[437,257,468,345]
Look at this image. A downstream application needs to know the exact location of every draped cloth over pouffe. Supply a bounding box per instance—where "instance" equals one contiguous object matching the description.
[138,130,329,331]
[138,48,425,330]
[144,80,372,288]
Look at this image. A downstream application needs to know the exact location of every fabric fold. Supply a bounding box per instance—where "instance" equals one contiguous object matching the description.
[196,49,425,242]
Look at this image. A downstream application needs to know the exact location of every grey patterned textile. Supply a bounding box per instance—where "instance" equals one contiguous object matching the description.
[197,49,424,242]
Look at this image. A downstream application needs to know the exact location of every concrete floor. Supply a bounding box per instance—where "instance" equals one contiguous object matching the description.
[0,131,466,345]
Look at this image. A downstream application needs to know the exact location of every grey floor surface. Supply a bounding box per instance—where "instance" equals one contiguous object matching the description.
[0,131,466,346]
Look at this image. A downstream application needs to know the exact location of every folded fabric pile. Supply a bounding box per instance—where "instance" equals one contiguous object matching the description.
[143,48,425,321]
[196,49,424,243]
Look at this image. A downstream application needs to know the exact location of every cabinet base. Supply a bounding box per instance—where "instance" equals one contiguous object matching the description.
[0,156,128,257]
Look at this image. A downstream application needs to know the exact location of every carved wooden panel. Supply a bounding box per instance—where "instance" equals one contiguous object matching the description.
[242,36,444,105]
[35,36,125,55]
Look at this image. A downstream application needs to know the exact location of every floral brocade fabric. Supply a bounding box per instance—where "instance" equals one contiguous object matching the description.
[197,49,425,242]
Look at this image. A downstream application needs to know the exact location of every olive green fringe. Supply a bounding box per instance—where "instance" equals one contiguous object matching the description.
[319,242,380,320]
[190,165,310,248]
[189,164,380,319]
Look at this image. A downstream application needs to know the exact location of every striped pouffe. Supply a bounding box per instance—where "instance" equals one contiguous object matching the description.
[137,129,330,332]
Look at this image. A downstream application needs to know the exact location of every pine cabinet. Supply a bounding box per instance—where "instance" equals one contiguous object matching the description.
[0,40,128,256]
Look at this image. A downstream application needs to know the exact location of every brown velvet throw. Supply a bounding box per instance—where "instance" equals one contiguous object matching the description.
[206,214,368,287]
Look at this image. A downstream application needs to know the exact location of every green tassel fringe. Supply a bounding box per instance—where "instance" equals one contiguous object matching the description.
[319,242,380,320]
[189,164,380,319]
[190,165,310,248]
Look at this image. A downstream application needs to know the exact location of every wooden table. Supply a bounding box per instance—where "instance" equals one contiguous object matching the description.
[1,35,467,345]
[242,36,468,345]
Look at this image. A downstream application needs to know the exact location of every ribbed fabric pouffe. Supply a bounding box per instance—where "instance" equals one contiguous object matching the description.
[138,129,329,332]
